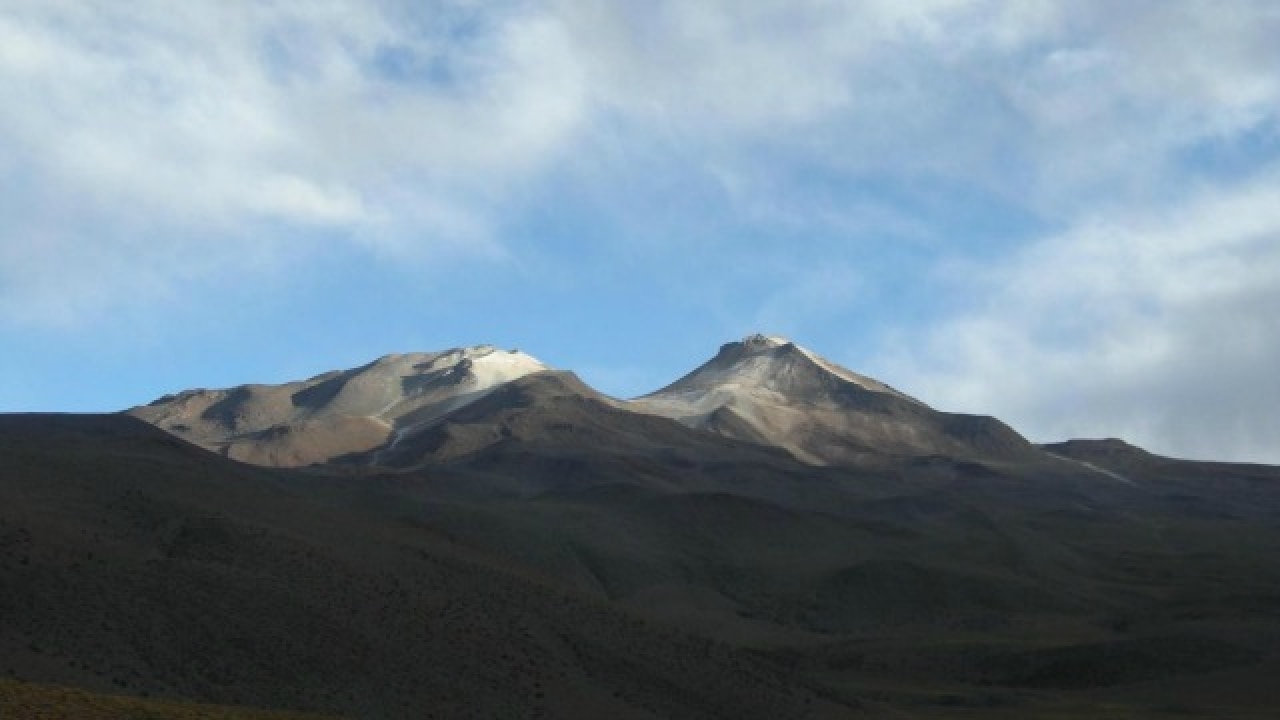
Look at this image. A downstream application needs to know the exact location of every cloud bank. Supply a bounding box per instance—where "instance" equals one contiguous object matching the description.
[876,175,1280,462]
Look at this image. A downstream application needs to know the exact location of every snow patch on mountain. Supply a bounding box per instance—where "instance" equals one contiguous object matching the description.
[129,345,549,466]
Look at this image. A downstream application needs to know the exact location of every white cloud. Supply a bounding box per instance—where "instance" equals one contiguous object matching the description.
[874,174,1280,463]
[0,1,587,324]
[251,174,367,226]
[543,1,1280,234]
[6,1,1280,324]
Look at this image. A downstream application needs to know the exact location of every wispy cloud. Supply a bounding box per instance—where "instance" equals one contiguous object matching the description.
[0,2,586,323]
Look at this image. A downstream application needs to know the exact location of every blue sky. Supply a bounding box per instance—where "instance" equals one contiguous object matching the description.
[2,1,1279,463]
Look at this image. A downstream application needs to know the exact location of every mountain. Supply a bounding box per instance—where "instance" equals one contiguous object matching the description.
[631,334,1038,465]
[364,368,800,474]
[130,345,549,467]
[131,335,1039,470]
[10,336,1278,718]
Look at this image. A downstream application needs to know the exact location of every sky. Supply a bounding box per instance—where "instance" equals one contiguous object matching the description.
[2,1,1279,463]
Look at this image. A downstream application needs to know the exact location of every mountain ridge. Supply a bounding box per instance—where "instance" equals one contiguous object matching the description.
[9,341,1280,718]
[128,335,1057,470]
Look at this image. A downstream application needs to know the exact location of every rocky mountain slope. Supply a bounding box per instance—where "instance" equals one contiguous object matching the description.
[631,334,1037,465]
[130,346,549,467]
[131,335,1039,470]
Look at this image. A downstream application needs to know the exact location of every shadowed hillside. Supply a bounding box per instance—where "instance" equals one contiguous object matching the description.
[0,414,845,719]
[5,411,1280,718]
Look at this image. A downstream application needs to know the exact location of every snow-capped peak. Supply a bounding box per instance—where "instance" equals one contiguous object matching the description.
[625,335,1029,465]
[668,334,908,401]
[412,345,548,390]
[739,333,792,350]
[128,344,552,467]
[638,335,907,406]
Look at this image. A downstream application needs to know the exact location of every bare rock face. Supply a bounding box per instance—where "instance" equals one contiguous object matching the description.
[128,346,549,467]
[628,334,1038,465]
